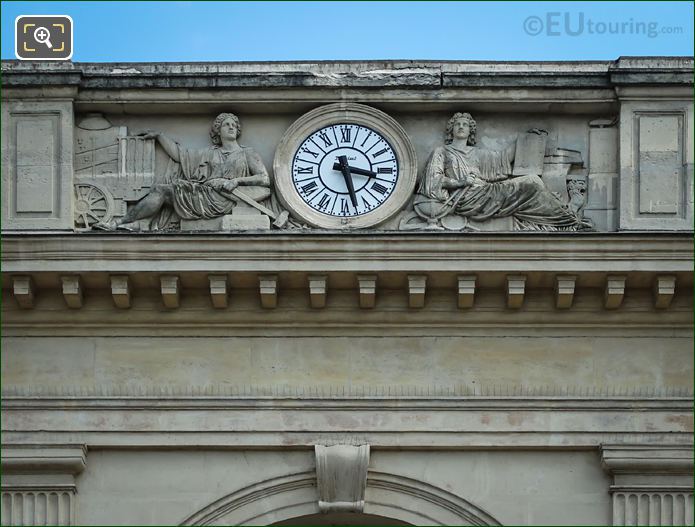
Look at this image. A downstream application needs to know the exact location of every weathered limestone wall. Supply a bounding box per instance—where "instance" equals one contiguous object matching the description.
[74,450,612,526]
[3,334,693,393]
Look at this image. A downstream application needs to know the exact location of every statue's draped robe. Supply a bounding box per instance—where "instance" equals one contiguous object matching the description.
[418,144,591,230]
[171,145,261,220]
[150,144,297,230]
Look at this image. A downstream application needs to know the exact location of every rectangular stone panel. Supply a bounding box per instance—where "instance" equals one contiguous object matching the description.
[15,117,57,214]
[637,115,682,214]
[589,125,618,174]
[2,100,74,230]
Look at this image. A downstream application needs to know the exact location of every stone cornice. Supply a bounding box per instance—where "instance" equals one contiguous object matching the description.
[1,233,692,274]
[2,57,692,91]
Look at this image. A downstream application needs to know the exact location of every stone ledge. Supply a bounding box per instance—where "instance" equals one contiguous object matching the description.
[600,444,694,474]
[0,444,87,475]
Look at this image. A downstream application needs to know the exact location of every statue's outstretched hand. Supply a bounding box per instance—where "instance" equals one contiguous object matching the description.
[136,130,159,140]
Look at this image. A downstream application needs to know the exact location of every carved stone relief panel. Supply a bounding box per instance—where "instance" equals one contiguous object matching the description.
[399,112,593,232]
[84,112,292,232]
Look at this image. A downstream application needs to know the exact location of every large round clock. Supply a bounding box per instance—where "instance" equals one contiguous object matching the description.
[273,103,417,229]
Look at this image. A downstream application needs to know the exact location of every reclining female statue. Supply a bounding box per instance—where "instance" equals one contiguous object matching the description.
[95,112,270,230]
[414,112,593,231]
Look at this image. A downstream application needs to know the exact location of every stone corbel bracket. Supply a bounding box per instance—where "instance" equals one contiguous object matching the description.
[315,444,370,514]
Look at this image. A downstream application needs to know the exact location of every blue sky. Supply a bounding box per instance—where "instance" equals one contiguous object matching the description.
[2,1,693,61]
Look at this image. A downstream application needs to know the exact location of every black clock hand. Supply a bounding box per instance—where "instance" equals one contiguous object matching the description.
[332,162,377,178]
[337,155,358,207]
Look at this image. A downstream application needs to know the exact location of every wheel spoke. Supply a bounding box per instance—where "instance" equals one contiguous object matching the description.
[80,213,90,227]
[85,186,96,201]
[87,211,101,221]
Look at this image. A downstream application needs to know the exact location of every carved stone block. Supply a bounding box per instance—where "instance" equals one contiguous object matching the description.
[222,203,271,231]
[12,276,34,309]
[61,276,83,309]
[181,211,271,232]
[407,275,427,308]
[208,275,228,309]
[555,275,577,310]
[457,275,476,309]
[110,275,131,309]
[315,444,370,514]
[357,275,377,309]
[605,275,626,310]
[160,275,180,309]
[654,275,676,310]
[180,217,224,231]
[259,275,278,309]
[506,275,526,309]
[308,275,327,309]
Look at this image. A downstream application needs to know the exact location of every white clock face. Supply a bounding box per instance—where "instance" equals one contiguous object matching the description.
[291,124,399,217]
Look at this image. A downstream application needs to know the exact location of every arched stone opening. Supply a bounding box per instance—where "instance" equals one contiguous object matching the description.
[180,471,501,526]
[272,512,411,526]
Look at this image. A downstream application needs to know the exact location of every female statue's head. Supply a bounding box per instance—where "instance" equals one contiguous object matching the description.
[210,112,241,145]
[445,112,477,146]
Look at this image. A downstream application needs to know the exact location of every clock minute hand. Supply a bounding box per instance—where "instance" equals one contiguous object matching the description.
[332,162,377,178]
[337,155,358,207]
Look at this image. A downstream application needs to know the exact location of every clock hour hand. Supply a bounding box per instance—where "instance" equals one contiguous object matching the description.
[337,155,358,207]
[332,162,377,179]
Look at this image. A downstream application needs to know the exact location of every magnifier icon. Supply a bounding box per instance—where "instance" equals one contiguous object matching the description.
[33,26,53,49]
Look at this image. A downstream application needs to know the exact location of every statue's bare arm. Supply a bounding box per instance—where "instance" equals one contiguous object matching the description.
[237,150,271,187]
[139,131,180,163]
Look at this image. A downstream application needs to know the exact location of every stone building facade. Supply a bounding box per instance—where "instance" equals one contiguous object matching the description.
[1,57,693,526]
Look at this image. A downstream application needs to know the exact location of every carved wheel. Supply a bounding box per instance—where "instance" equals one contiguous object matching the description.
[73,183,114,230]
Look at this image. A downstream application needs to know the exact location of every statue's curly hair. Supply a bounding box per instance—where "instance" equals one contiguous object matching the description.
[445,112,477,145]
[210,113,241,146]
